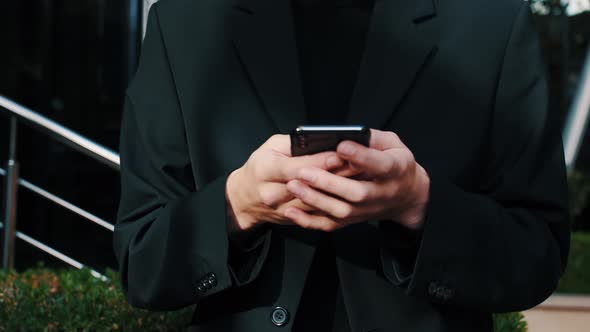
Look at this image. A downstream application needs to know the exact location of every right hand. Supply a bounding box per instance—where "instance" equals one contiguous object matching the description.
[225,134,346,233]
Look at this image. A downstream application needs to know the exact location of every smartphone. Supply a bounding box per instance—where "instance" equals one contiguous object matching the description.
[290,125,371,156]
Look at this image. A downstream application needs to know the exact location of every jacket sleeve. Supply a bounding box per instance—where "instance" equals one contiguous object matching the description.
[379,3,570,313]
[113,3,270,311]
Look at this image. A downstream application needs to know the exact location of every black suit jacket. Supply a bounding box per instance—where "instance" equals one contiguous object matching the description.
[113,0,571,330]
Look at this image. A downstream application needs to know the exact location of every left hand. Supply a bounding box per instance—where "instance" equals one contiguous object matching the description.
[284,129,430,231]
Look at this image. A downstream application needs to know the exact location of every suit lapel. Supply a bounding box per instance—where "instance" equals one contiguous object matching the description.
[231,0,439,132]
[231,0,306,134]
[347,0,439,130]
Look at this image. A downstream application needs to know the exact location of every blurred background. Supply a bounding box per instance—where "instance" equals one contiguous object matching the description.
[0,0,140,272]
[0,0,589,331]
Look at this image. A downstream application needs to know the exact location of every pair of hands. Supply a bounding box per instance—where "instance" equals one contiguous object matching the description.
[225,129,430,238]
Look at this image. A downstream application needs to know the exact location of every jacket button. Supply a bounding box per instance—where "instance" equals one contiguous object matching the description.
[428,281,439,297]
[270,307,289,326]
[207,273,218,287]
[196,284,206,294]
[440,286,455,301]
[428,281,454,302]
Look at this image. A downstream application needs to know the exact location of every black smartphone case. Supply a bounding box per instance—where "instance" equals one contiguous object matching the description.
[290,126,371,156]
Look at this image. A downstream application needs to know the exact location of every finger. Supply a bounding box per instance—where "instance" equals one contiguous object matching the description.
[257,182,294,207]
[274,151,344,181]
[330,162,363,178]
[286,180,357,219]
[330,163,374,181]
[368,129,405,151]
[337,141,402,178]
[295,167,380,203]
[254,197,317,226]
[277,197,317,214]
[284,207,345,232]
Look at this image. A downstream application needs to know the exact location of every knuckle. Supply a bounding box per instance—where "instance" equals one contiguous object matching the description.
[400,152,416,174]
[391,132,401,141]
[263,134,288,152]
[387,183,400,199]
[387,157,399,174]
[245,154,258,171]
[408,156,417,173]
[248,150,258,162]
[387,131,399,144]
[377,160,392,175]
[402,148,415,162]
[258,189,276,207]
[268,134,282,144]
[405,148,416,162]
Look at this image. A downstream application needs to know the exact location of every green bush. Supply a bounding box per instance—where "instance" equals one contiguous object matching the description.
[0,266,193,331]
[0,266,527,331]
[568,170,590,230]
[558,231,590,293]
[493,312,527,332]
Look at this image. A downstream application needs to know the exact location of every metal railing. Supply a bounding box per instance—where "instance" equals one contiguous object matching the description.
[564,45,590,170]
[1,63,589,278]
[0,95,120,281]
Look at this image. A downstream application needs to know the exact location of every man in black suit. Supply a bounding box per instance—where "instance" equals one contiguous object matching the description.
[113,0,570,330]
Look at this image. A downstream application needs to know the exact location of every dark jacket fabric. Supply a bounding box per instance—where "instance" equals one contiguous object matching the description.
[113,0,571,331]
[288,0,375,330]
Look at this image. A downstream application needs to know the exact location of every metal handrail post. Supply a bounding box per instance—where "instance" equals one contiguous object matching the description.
[563,45,590,170]
[3,116,19,269]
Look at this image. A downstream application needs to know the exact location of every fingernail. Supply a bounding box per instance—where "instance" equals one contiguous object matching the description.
[326,156,341,168]
[339,143,355,156]
[298,168,316,182]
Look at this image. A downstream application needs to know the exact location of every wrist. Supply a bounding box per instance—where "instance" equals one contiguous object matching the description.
[226,168,259,233]
[396,166,430,230]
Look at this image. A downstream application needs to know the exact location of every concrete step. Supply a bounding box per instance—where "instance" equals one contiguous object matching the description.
[523,294,590,332]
